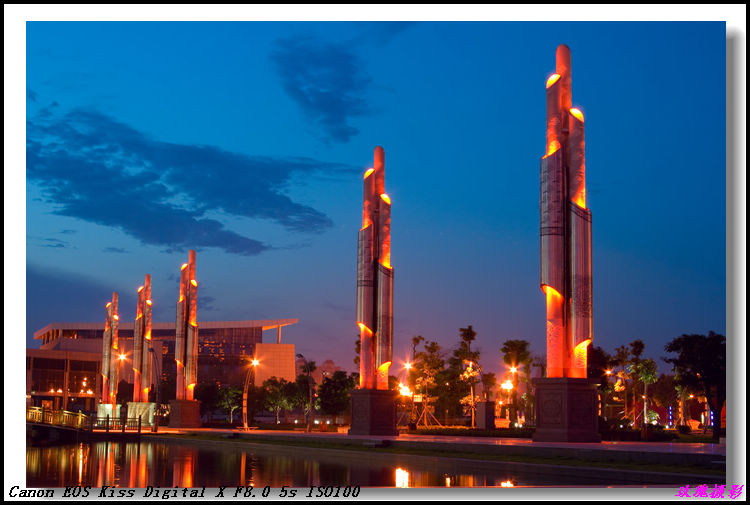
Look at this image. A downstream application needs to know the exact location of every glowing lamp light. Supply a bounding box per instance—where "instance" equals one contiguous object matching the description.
[404,362,412,370]
[510,366,517,374]
[113,315,119,320]
[380,193,391,205]
[605,370,612,375]
[119,354,127,361]
[138,286,144,292]
[146,300,152,305]
[546,73,560,88]
[398,383,412,397]
[545,140,561,157]
[181,263,188,270]
[501,381,513,391]
[191,279,198,287]
[501,481,514,488]
[106,302,111,308]
[364,168,375,179]
[57,388,63,393]
[251,359,259,367]
[570,107,584,123]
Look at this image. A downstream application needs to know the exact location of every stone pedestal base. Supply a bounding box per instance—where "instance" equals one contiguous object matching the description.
[97,403,121,420]
[476,401,496,430]
[532,378,601,443]
[348,389,398,436]
[169,399,201,428]
[127,402,156,426]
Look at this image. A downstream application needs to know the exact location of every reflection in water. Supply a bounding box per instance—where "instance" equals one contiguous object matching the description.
[395,468,409,488]
[27,441,548,488]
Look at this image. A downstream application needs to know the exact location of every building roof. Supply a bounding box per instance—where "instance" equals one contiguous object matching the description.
[33,319,298,339]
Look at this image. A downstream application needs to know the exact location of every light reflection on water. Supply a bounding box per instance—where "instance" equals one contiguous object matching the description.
[26,440,565,488]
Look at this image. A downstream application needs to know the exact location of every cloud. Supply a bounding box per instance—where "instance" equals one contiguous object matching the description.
[272,35,372,143]
[29,237,72,249]
[103,246,130,254]
[27,88,38,103]
[26,264,131,346]
[60,229,77,234]
[198,295,218,312]
[27,107,355,256]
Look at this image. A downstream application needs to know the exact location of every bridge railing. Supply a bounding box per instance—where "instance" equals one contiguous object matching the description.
[28,406,155,433]
[27,406,89,429]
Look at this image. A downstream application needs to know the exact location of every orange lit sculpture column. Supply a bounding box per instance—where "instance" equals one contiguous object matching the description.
[349,146,398,436]
[129,274,156,425]
[98,292,121,420]
[534,45,600,443]
[169,250,201,428]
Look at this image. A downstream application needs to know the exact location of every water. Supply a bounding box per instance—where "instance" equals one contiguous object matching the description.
[26,440,650,488]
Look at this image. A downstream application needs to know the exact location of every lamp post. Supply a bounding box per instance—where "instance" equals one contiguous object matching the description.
[242,358,258,430]
[509,366,518,425]
[603,369,612,420]
[501,379,513,424]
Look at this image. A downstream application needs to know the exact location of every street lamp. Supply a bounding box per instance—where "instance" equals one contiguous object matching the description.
[242,358,259,430]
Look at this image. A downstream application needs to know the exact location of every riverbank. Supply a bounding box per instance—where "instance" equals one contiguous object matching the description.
[144,430,725,485]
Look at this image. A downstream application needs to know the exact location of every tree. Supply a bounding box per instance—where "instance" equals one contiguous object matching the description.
[480,372,497,401]
[664,332,726,440]
[296,354,317,431]
[500,339,532,425]
[613,345,631,421]
[532,355,546,378]
[412,340,444,399]
[587,345,614,419]
[628,358,658,428]
[243,385,266,427]
[318,370,356,420]
[628,339,646,426]
[263,377,292,424]
[217,386,242,424]
[439,326,481,424]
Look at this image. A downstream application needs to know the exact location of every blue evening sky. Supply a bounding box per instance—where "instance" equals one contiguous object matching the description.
[25,21,726,377]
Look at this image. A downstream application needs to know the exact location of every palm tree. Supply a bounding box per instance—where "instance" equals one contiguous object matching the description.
[628,339,645,426]
[628,358,658,430]
[500,339,532,426]
[296,354,317,432]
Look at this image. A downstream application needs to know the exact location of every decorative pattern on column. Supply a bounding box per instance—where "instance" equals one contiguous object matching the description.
[356,146,394,390]
[175,250,198,400]
[540,45,593,378]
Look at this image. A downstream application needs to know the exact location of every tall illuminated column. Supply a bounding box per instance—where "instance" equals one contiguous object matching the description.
[175,250,198,401]
[350,146,398,436]
[356,145,393,390]
[169,250,201,427]
[132,274,153,403]
[101,292,119,405]
[540,44,593,380]
[535,45,599,442]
